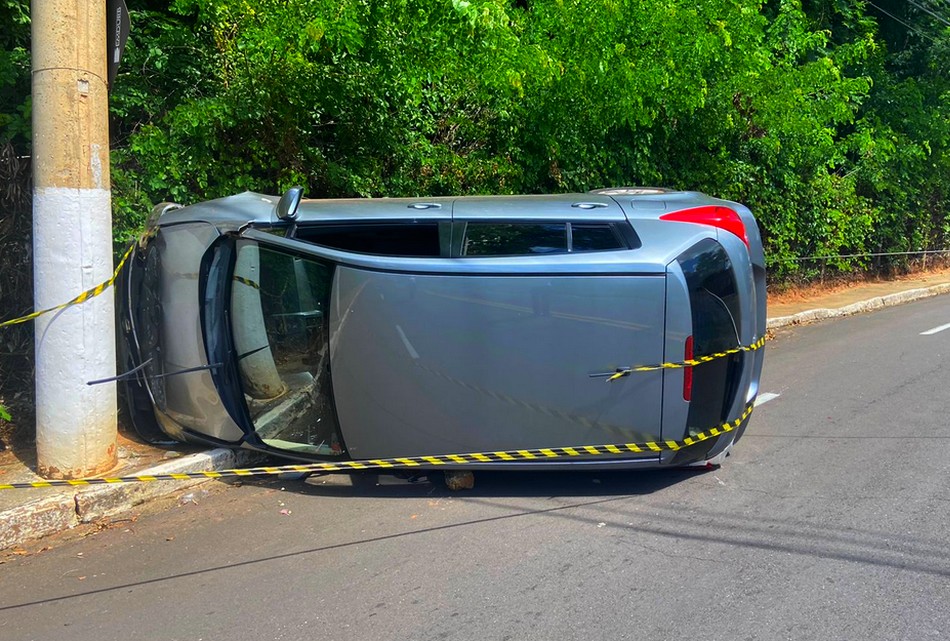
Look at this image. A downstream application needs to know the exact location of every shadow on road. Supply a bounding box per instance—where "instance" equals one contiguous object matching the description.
[283,467,703,499]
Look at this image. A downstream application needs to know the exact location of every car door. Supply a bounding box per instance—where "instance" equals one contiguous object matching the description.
[233,212,454,459]
[240,215,667,462]
[323,221,668,462]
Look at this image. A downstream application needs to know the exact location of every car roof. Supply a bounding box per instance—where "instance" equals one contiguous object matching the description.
[292,193,629,223]
[161,188,725,228]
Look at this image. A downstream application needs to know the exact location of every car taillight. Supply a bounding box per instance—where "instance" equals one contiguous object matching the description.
[660,206,749,247]
[683,335,694,402]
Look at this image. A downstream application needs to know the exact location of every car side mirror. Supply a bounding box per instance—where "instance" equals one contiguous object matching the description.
[275,186,304,221]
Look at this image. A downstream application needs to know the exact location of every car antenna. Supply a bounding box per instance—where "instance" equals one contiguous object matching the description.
[86,358,153,385]
[86,360,224,386]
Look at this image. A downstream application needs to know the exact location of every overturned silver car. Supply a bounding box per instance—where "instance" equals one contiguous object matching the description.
[118,187,766,469]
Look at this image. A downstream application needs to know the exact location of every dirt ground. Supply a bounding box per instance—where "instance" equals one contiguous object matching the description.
[767,265,950,318]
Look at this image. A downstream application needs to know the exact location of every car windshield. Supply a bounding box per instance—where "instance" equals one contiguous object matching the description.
[230,241,343,456]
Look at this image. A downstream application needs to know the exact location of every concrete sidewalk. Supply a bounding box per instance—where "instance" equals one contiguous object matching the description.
[767,267,950,329]
[0,437,264,550]
[3,268,950,551]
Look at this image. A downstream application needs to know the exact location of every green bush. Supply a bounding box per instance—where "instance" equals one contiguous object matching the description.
[2,0,948,282]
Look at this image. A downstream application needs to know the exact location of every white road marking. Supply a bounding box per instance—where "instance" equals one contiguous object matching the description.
[754,392,781,407]
[920,322,950,336]
[395,325,419,359]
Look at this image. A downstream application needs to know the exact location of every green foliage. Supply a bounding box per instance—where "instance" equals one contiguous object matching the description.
[0,0,938,282]
[680,0,879,274]
[0,0,30,146]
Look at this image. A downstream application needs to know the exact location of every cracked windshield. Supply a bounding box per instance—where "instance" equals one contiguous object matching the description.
[231,242,341,457]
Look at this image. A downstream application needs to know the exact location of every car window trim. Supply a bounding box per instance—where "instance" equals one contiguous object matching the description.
[239,228,659,275]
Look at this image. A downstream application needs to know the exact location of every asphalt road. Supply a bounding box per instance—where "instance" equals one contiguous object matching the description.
[2,295,950,641]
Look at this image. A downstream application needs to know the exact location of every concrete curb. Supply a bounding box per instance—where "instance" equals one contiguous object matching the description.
[0,493,76,552]
[767,283,950,330]
[0,447,264,551]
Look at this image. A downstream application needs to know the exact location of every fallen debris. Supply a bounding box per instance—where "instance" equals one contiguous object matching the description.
[443,470,475,491]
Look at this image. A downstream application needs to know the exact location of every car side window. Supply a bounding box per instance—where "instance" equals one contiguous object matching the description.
[460,222,624,256]
[231,241,343,457]
[462,223,567,256]
[294,222,443,257]
[570,224,624,252]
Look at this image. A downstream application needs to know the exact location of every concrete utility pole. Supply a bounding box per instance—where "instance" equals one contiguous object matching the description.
[32,0,117,478]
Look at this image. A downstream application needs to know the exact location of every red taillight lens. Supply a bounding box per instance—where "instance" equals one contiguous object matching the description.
[660,206,749,247]
[683,335,694,402]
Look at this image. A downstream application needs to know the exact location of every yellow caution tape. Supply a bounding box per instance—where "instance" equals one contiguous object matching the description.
[0,230,258,329]
[1,233,762,381]
[0,241,138,329]
[603,336,766,381]
[232,275,261,290]
[0,403,754,490]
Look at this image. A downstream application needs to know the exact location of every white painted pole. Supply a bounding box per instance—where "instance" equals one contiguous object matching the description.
[32,0,117,478]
